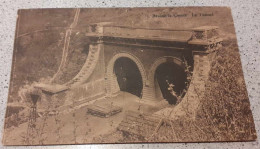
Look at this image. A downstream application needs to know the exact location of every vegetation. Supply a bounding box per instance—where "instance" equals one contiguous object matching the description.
[195,39,256,141]
[150,39,257,142]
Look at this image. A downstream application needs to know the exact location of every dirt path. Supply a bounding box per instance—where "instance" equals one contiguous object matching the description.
[51,8,81,83]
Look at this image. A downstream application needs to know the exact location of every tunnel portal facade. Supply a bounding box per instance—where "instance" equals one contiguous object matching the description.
[36,23,223,107]
[75,23,223,105]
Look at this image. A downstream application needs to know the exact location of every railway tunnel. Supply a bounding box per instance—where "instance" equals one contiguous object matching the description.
[114,57,143,98]
[35,23,222,113]
[155,61,188,105]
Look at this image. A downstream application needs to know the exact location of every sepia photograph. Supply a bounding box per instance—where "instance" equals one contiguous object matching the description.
[2,7,257,145]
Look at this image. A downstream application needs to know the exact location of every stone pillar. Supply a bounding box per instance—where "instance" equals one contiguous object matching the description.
[105,72,120,98]
[111,74,120,96]
[141,77,159,103]
[154,78,163,99]
[142,86,156,101]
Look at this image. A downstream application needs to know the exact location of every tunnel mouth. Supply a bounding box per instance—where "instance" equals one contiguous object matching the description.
[155,61,187,105]
[114,57,143,98]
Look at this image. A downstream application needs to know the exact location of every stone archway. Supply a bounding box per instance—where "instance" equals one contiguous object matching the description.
[148,56,185,88]
[142,56,186,102]
[106,52,147,98]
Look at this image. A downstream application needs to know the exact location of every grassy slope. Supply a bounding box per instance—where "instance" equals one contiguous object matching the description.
[196,39,256,141]
[9,9,75,102]
[149,39,256,142]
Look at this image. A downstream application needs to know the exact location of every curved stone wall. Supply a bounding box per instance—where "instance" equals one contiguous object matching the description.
[105,52,147,97]
[155,51,213,120]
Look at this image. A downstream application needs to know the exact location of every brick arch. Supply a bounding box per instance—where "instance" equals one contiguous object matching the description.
[106,52,147,97]
[148,56,185,88]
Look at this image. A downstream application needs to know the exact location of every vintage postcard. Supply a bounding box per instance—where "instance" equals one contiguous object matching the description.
[2,7,257,145]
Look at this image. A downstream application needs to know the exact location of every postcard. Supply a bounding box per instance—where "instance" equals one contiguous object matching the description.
[2,7,256,145]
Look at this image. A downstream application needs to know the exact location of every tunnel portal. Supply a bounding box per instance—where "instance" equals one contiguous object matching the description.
[114,57,143,98]
[155,62,187,104]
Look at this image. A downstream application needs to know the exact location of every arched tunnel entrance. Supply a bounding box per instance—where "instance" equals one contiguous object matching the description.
[155,62,187,105]
[114,57,143,97]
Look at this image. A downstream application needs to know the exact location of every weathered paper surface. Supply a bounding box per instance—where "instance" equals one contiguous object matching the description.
[2,7,256,145]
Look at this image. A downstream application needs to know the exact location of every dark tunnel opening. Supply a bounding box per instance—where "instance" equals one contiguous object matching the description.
[155,62,187,105]
[114,57,143,97]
